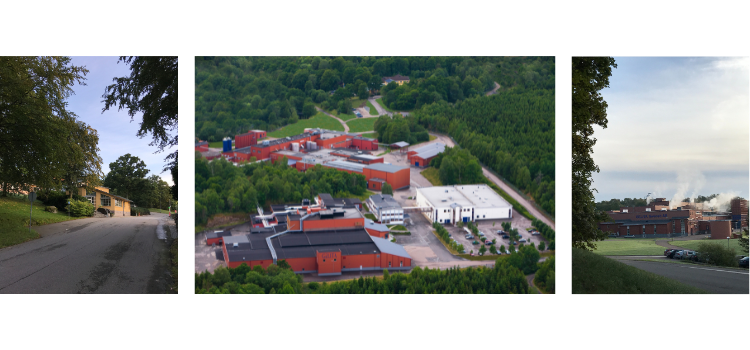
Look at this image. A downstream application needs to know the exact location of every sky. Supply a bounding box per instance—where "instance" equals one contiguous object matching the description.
[66,56,175,185]
[592,57,749,203]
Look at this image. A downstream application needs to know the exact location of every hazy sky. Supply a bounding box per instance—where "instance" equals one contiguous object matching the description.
[592,57,749,202]
[66,56,175,185]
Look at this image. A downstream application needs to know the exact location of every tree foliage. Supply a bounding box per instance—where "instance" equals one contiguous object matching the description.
[534,256,555,293]
[381,182,393,195]
[572,57,616,250]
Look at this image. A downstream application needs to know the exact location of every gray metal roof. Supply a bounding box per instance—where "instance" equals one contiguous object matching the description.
[365,162,406,173]
[368,194,402,210]
[365,219,389,232]
[391,141,409,148]
[324,160,367,173]
[370,236,411,259]
[224,235,251,244]
[410,142,445,154]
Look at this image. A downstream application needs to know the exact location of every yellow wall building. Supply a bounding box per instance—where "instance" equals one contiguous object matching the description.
[76,186,133,216]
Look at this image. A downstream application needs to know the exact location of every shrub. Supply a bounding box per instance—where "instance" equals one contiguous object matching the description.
[548,240,555,250]
[131,207,151,216]
[41,190,86,212]
[68,199,93,217]
[500,245,506,253]
[696,242,738,267]
[538,241,546,251]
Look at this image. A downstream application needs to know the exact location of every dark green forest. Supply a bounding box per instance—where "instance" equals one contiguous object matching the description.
[195,56,553,142]
[415,88,555,216]
[195,258,536,294]
[195,155,367,224]
[372,114,430,145]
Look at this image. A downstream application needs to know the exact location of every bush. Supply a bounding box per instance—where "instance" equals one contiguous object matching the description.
[548,240,555,250]
[696,242,738,267]
[68,199,93,217]
[538,241,546,251]
[41,190,86,212]
[131,207,151,216]
[532,218,555,241]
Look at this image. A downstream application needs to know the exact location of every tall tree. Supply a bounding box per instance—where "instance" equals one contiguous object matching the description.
[381,183,393,195]
[0,56,90,194]
[101,56,178,182]
[62,120,104,198]
[572,57,616,250]
[103,153,149,203]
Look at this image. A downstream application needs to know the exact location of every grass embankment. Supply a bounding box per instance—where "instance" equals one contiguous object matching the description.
[0,195,83,248]
[268,112,345,138]
[195,213,248,234]
[347,117,377,133]
[375,98,411,114]
[572,248,706,294]
[365,101,379,116]
[421,168,442,186]
[208,141,223,148]
[669,239,744,252]
[484,179,534,220]
[148,208,171,214]
[388,225,407,231]
[591,238,665,256]
[364,213,377,221]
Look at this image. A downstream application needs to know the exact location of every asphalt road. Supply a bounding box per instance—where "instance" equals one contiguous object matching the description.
[0,214,175,294]
[612,258,749,294]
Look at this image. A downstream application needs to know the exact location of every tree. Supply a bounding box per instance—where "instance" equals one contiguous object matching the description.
[479,244,487,255]
[572,57,616,250]
[102,56,178,179]
[103,154,149,204]
[0,56,91,194]
[538,241,546,251]
[381,183,393,195]
[357,82,369,100]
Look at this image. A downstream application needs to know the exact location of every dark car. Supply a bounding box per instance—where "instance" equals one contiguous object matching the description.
[502,234,510,239]
[739,257,749,268]
[667,250,682,259]
[664,249,676,256]
[485,241,494,245]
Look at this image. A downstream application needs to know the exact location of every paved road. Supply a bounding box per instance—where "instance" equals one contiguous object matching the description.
[611,257,749,294]
[315,106,349,132]
[0,214,175,294]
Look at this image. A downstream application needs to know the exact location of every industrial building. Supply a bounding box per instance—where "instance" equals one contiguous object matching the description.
[415,184,513,224]
[212,192,411,275]
[731,198,748,229]
[598,197,743,239]
[195,140,208,152]
[234,130,267,149]
[407,142,446,167]
[367,194,404,225]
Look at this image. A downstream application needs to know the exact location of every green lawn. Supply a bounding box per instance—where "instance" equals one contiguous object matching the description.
[388,225,407,231]
[148,208,171,214]
[0,195,83,248]
[572,248,706,294]
[375,98,395,112]
[421,167,442,186]
[669,238,744,253]
[208,141,223,148]
[591,238,665,256]
[365,101,379,116]
[347,117,377,133]
[360,132,378,139]
[365,213,377,221]
[268,112,345,138]
[338,112,359,121]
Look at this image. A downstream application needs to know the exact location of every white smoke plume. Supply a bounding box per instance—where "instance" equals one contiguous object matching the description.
[701,192,738,212]
[669,170,706,208]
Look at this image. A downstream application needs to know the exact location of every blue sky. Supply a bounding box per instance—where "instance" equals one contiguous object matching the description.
[592,57,749,202]
[66,56,175,185]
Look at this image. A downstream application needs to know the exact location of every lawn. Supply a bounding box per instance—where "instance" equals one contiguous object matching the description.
[208,141,223,148]
[268,112,344,138]
[148,208,171,214]
[347,117,377,133]
[572,248,706,294]
[669,238,745,253]
[360,132,378,139]
[364,213,377,221]
[590,238,665,256]
[421,167,442,186]
[338,112,359,121]
[388,225,407,231]
[365,101,379,116]
[0,195,83,248]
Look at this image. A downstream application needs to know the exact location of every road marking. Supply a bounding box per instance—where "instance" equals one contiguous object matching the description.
[672,264,749,275]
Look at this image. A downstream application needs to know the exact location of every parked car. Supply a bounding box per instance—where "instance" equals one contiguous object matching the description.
[511,241,518,245]
[502,234,510,239]
[531,231,540,235]
[496,250,503,255]
[478,232,485,237]
[608,233,618,238]
[624,235,636,238]
[519,238,527,243]
[472,240,480,245]
[448,234,452,238]
[664,249,676,256]
[496,230,505,234]
[465,234,473,239]
[684,251,697,260]
[667,250,682,259]
[739,257,749,268]
[485,241,494,245]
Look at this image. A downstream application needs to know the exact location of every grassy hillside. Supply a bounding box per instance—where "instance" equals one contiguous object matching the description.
[347,117,377,133]
[0,195,82,248]
[572,248,706,294]
[366,101,379,116]
[670,238,744,253]
[421,167,442,186]
[268,112,344,138]
[591,238,665,256]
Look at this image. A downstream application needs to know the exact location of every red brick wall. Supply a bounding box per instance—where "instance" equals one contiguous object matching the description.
[342,253,378,270]
[303,217,364,231]
[317,250,342,274]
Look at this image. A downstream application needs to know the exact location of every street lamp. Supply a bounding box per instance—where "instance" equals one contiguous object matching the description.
[727,236,731,248]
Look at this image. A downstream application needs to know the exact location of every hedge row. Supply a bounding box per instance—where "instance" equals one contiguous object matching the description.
[531,218,557,250]
[131,207,151,216]
[432,222,465,253]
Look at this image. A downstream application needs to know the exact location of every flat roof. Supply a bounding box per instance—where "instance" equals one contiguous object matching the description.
[365,219,389,232]
[455,184,512,209]
[365,162,406,173]
[391,141,409,148]
[371,236,411,259]
[324,160,367,173]
[418,185,511,209]
[350,154,380,161]
[410,142,445,154]
[305,207,362,221]
[368,194,402,210]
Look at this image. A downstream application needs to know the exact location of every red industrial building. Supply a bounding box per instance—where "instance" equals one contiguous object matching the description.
[407,142,446,167]
[218,193,411,275]
[599,198,734,238]
[234,130,267,149]
[195,140,209,152]
[731,197,748,229]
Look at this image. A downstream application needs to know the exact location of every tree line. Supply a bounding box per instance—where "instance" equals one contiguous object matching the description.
[195,155,368,225]
[416,88,555,216]
[195,260,532,294]
[195,57,551,143]
[372,114,430,145]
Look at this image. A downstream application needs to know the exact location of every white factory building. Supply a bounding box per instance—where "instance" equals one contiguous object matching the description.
[415,184,513,224]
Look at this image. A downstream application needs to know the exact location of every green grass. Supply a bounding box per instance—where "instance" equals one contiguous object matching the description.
[0,195,84,248]
[338,112,359,121]
[364,213,377,221]
[421,168,443,186]
[194,219,246,234]
[375,98,394,112]
[376,148,392,156]
[148,208,171,214]
[388,224,407,231]
[208,141,223,148]
[591,238,665,256]
[484,180,534,221]
[390,231,411,235]
[360,132,378,140]
[346,117,377,133]
[268,112,344,138]
[340,190,375,202]
[572,248,706,294]
[669,238,744,253]
[365,101,379,116]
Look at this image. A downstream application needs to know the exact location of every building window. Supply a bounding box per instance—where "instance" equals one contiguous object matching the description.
[333,258,337,262]
[85,195,95,205]
[388,261,392,267]
[115,199,122,207]
[100,194,110,207]
[323,259,325,262]
[654,225,657,234]
[642,225,645,235]
[627,226,630,235]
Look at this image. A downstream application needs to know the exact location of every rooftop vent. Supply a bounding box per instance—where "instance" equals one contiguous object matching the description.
[646,208,651,212]
[623,209,628,213]
[233,242,239,248]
